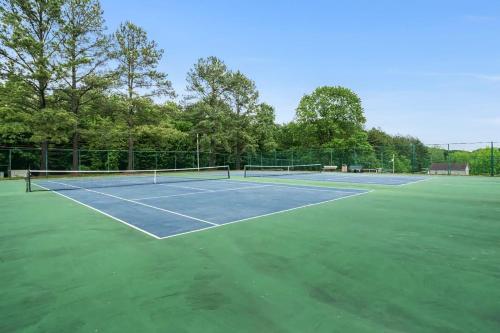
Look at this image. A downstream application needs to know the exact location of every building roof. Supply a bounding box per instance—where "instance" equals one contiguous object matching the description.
[430,163,468,171]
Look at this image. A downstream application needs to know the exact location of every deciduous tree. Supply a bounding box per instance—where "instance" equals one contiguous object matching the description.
[296,86,366,148]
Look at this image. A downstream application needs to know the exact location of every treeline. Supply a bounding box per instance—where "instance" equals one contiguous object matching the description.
[0,0,429,172]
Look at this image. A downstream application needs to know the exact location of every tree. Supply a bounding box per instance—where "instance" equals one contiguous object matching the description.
[392,135,428,172]
[296,86,366,148]
[185,56,232,165]
[276,122,303,149]
[57,0,110,169]
[110,21,174,169]
[0,0,65,168]
[226,70,258,169]
[252,103,277,152]
[186,56,231,104]
[367,127,397,169]
[0,75,34,144]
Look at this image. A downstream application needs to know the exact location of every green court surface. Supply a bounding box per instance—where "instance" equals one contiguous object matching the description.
[1,176,499,332]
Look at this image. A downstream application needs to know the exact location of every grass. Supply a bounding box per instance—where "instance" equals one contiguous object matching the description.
[1,176,499,332]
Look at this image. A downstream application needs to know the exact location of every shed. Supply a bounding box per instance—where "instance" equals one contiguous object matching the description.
[429,163,469,176]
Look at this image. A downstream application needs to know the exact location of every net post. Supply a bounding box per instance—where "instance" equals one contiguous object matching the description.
[154,170,157,184]
[25,168,31,192]
[243,165,247,178]
[227,165,230,179]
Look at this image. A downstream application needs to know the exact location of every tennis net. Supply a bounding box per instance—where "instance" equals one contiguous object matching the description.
[26,166,230,192]
[243,164,322,178]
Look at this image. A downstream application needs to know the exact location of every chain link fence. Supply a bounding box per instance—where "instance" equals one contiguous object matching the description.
[0,142,498,177]
[427,142,499,176]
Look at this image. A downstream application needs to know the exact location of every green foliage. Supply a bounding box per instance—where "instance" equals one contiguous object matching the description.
[0,0,63,108]
[252,103,278,152]
[0,76,34,144]
[0,0,66,168]
[296,86,366,148]
[56,0,111,168]
[109,20,175,168]
[186,56,231,103]
[30,107,76,144]
[367,128,430,172]
[111,21,174,99]
[184,56,275,167]
[426,144,499,175]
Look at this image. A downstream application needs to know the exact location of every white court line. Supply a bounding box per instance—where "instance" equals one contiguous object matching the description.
[396,177,432,187]
[321,177,430,186]
[131,184,273,201]
[215,179,365,192]
[241,173,431,186]
[156,182,211,191]
[159,189,374,239]
[322,178,395,185]
[33,180,373,241]
[46,181,217,226]
[261,184,362,193]
[32,183,162,239]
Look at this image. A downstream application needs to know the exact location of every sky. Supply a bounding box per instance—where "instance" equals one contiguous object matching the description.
[101,0,500,144]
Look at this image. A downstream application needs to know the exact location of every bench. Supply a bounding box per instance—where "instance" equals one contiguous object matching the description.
[323,165,338,172]
[349,165,362,173]
[362,168,381,173]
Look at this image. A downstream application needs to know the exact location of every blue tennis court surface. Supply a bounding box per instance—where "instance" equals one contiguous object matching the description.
[34,179,368,239]
[239,171,429,185]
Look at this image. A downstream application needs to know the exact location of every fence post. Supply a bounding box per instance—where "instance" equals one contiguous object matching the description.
[44,148,48,171]
[447,144,451,175]
[381,150,384,171]
[8,148,12,177]
[411,143,416,173]
[491,141,494,177]
[107,151,110,171]
[155,151,158,170]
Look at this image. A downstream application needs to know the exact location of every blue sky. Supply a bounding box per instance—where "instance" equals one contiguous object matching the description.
[101,0,500,144]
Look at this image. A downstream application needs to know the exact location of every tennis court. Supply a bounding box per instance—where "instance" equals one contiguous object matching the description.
[2,170,500,333]
[242,164,429,185]
[27,167,368,238]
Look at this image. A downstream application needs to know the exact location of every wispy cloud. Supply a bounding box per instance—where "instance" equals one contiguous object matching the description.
[486,116,500,125]
[468,73,500,82]
[464,15,497,23]
[387,69,500,82]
